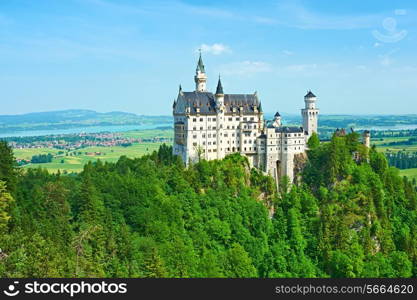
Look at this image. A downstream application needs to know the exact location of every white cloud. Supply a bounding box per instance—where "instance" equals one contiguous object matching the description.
[219,61,272,76]
[253,16,277,25]
[394,9,407,16]
[282,50,294,56]
[198,43,231,55]
[274,1,384,30]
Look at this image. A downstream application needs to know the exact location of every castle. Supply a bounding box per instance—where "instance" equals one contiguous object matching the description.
[172,54,319,185]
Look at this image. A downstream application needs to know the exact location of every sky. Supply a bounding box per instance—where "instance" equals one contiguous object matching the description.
[0,0,416,116]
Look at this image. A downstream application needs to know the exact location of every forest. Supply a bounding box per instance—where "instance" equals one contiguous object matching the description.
[0,131,416,278]
[386,151,417,171]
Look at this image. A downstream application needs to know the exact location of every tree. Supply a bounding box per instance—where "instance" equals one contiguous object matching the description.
[307,132,320,149]
[0,141,18,193]
[224,244,257,278]
[0,181,14,233]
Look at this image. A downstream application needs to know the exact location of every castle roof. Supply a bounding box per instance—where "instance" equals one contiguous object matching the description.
[274,112,281,117]
[275,126,304,133]
[305,90,316,98]
[196,53,205,73]
[216,77,224,95]
[174,91,261,115]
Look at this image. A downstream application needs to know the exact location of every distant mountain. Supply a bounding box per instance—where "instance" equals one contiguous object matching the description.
[0,109,173,134]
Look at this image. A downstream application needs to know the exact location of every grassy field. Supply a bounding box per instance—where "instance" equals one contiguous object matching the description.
[399,168,417,181]
[121,128,173,139]
[15,142,163,173]
[373,136,417,153]
[373,136,417,182]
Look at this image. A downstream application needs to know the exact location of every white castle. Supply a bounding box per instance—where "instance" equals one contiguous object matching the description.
[172,54,319,185]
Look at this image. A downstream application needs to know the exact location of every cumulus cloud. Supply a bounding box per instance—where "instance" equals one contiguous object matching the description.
[198,43,231,55]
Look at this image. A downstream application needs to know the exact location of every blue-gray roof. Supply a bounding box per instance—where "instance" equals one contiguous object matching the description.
[275,126,304,133]
[174,91,261,115]
[305,91,316,98]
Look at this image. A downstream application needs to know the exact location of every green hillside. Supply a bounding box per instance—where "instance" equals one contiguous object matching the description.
[0,133,416,278]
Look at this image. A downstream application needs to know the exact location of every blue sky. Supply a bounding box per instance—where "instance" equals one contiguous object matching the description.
[0,0,416,115]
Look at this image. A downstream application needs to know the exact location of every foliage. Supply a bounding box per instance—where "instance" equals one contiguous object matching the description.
[0,137,416,278]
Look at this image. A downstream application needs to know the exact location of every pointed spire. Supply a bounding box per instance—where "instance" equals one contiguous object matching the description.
[216,75,224,95]
[196,49,205,73]
[179,84,182,92]
[258,102,263,112]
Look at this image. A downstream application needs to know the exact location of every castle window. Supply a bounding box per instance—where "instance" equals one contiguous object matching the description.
[203,142,206,145]
[200,127,203,130]
[212,118,216,121]
[228,117,232,121]
[213,149,217,152]
[208,134,211,138]
[193,135,197,139]
[227,126,230,129]
[193,127,196,130]
[193,118,196,122]
[213,134,216,138]
[202,134,206,138]
[200,118,203,121]
[232,133,235,137]
[213,141,216,145]
[208,118,211,121]
[250,117,254,121]
[232,126,235,129]
[193,142,197,146]
[236,117,240,121]
[243,117,247,121]
[244,148,247,151]
[254,147,256,151]
[213,126,216,130]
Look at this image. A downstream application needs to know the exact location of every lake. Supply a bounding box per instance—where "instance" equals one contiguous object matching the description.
[0,123,173,138]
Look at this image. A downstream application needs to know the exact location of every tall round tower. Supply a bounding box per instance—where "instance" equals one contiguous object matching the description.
[363,130,371,148]
[301,90,319,140]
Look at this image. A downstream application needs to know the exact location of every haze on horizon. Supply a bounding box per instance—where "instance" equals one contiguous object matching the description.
[1,0,416,116]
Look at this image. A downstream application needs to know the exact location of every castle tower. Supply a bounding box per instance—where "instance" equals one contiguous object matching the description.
[363,130,371,148]
[301,90,319,140]
[194,52,207,92]
[215,76,225,159]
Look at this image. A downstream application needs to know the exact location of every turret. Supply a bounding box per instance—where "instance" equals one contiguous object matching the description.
[301,90,319,139]
[363,130,371,148]
[215,76,224,110]
[272,112,281,127]
[194,51,207,92]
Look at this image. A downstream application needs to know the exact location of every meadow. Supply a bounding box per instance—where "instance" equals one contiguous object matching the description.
[15,142,163,173]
